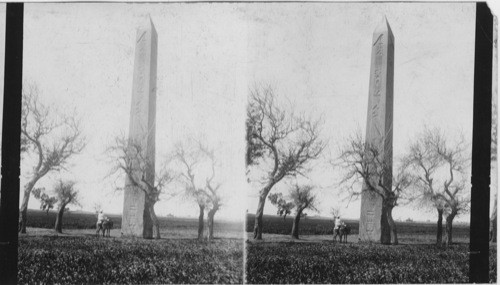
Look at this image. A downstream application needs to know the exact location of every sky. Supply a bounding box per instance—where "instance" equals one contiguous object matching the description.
[19,3,249,220]
[0,1,496,224]
[243,2,476,222]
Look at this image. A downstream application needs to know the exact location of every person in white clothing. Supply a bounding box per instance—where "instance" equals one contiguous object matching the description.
[333,215,345,242]
[97,210,107,228]
[334,216,343,230]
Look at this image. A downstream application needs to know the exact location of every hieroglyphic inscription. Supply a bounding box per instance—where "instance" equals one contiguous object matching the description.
[371,35,384,140]
[128,204,138,227]
[366,210,375,232]
[134,32,147,119]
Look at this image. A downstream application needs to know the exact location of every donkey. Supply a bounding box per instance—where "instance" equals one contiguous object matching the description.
[333,224,351,243]
[96,219,113,237]
[103,220,113,237]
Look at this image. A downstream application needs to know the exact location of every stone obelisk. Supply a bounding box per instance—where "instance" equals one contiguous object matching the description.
[122,18,157,238]
[359,17,394,243]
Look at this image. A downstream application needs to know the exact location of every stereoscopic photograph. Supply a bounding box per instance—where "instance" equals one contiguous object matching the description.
[0,1,496,284]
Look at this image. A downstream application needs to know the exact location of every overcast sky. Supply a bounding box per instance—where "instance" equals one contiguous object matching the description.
[243,2,476,222]
[0,1,496,223]
[19,3,249,220]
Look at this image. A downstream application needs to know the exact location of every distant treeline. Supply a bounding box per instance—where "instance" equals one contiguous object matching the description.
[245,214,470,237]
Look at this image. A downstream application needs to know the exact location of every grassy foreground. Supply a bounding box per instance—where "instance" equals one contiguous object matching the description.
[246,242,496,284]
[18,210,244,284]
[19,236,243,284]
[245,214,496,284]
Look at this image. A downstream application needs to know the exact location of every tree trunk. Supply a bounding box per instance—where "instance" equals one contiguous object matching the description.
[207,209,217,241]
[18,208,27,234]
[198,204,205,241]
[445,213,456,246]
[54,204,66,233]
[253,195,267,240]
[142,201,153,239]
[386,205,398,245]
[436,208,443,246]
[291,209,302,239]
[380,204,391,245]
[18,178,40,233]
[148,202,160,239]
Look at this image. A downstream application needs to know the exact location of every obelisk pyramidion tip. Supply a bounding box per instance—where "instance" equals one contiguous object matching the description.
[374,15,393,38]
[145,14,157,35]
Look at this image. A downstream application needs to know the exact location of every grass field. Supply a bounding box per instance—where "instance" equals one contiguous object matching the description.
[25,209,243,238]
[17,210,496,283]
[245,214,496,284]
[246,241,496,283]
[18,209,244,284]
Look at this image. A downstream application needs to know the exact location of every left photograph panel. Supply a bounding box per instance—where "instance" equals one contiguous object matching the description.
[14,3,246,284]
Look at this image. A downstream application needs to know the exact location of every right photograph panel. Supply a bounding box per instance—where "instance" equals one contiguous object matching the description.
[244,2,486,283]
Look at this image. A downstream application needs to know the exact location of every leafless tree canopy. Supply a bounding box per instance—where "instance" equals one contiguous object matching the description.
[337,131,412,207]
[405,127,470,245]
[268,192,294,219]
[247,85,326,184]
[174,142,222,210]
[109,136,173,203]
[289,184,317,214]
[247,84,326,240]
[289,184,317,239]
[19,83,86,233]
[53,180,80,233]
[54,180,79,207]
[405,128,470,215]
[173,140,222,241]
[21,83,85,174]
[330,207,341,219]
[32,187,57,214]
[336,131,412,245]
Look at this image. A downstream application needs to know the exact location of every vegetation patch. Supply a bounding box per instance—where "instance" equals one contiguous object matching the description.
[19,236,243,284]
[246,242,496,284]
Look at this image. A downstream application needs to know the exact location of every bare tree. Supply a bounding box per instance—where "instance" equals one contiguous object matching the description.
[206,185,222,241]
[289,185,317,239]
[53,180,79,233]
[268,184,317,239]
[108,136,173,239]
[92,202,103,215]
[32,187,57,215]
[19,83,86,233]
[337,132,412,245]
[246,100,266,167]
[268,193,294,220]
[174,141,222,241]
[405,127,470,246]
[246,85,326,240]
[330,207,341,219]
